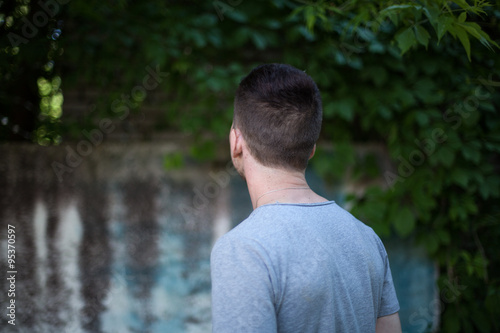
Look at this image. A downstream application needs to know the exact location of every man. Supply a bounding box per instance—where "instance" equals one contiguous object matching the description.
[210,63,401,332]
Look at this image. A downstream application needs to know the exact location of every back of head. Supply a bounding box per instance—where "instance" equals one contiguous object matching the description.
[234,63,323,171]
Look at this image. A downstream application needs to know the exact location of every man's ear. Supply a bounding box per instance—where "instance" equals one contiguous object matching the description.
[309,144,316,160]
[230,127,244,158]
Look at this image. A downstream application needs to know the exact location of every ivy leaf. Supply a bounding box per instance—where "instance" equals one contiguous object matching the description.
[288,6,304,20]
[436,229,451,245]
[413,78,439,104]
[380,4,417,13]
[415,111,429,126]
[225,9,248,23]
[423,6,440,27]
[460,22,500,50]
[454,0,473,11]
[458,12,467,23]
[364,66,388,87]
[386,12,399,26]
[463,197,478,214]
[305,6,316,31]
[436,146,456,168]
[424,233,440,254]
[163,152,184,170]
[190,30,207,48]
[395,27,416,55]
[251,32,267,50]
[451,168,469,188]
[437,15,454,42]
[414,25,430,49]
[454,25,471,61]
[393,207,416,237]
[462,144,481,164]
[329,97,356,121]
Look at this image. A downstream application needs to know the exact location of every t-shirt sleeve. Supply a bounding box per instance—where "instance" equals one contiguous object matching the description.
[376,237,400,317]
[210,235,277,333]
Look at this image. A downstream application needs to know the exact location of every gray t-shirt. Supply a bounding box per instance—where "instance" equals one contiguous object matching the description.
[211,201,400,332]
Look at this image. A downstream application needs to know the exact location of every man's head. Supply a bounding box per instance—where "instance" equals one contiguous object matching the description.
[232,63,322,172]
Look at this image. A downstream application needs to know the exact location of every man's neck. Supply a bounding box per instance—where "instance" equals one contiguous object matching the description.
[245,162,327,209]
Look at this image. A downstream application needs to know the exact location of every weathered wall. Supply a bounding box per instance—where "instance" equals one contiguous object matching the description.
[0,142,224,332]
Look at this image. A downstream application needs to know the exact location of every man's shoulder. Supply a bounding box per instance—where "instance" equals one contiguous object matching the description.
[212,201,380,253]
[211,214,266,255]
[210,205,290,260]
[210,221,274,270]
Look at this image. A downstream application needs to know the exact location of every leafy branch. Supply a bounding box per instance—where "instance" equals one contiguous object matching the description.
[293,0,499,60]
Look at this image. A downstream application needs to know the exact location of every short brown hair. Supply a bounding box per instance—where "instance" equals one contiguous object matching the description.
[234,63,322,171]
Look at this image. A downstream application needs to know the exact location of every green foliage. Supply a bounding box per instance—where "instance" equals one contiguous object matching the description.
[1,0,500,331]
[294,0,499,60]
